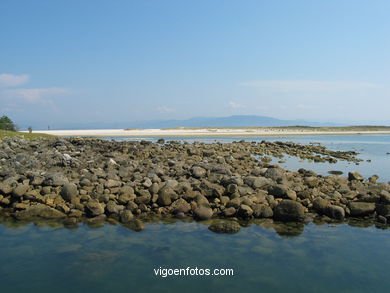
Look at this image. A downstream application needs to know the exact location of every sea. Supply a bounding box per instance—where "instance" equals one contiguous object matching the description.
[1,135,389,293]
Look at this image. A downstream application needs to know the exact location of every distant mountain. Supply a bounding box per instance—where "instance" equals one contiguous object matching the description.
[125,115,341,129]
[24,115,342,130]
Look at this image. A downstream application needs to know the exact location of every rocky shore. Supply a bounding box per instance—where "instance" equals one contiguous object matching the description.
[0,136,389,233]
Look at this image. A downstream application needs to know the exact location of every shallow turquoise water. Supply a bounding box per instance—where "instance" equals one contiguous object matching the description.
[0,220,389,293]
[1,135,390,292]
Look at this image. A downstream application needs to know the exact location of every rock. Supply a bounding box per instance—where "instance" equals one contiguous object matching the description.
[274,200,305,222]
[193,206,213,220]
[191,166,206,178]
[223,207,236,217]
[368,175,379,183]
[106,201,125,214]
[0,177,18,194]
[244,176,272,189]
[15,204,66,220]
[157,187,176,206]
[171,199,191,214]
[379,190,390,204]
[119,210,134,223]
[157,138,165,144]
[268,184,289,198]
[304,176,319,188]
[375,204,390,217]
[208,221,241,234]
[60,183,78,202]
[264,167,285,182]
[44,173,69,186]
[312,198,330,214]
[237,204,253,218]
[12,184,29,198]
[348,171,364,181]
[85,200,105,216]
[325,205,345,220]
[252,204,274,218]
[348,202,375,216]
[104,179,122,188]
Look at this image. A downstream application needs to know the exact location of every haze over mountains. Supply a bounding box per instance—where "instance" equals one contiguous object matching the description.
[21,115,347,130]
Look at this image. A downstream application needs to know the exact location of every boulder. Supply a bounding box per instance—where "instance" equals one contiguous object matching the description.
[312,198,330,214]
[208,221,241,234]
[325,205,345,220]
[60,183,78,202]
[348,171,364,181]
[273,200,305,222]
[15,204,66,220]
[171,199,191,214]
[193,207,213,220]
[237,204,253,218]
[44,173,69,186]
[191,166,206,178]
[119,210,134,223]
[12,184,29,198]
[348,202,375,216]
[85,200,105,216]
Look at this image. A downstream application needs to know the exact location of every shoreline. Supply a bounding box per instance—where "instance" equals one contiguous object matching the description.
[27,128,390,137]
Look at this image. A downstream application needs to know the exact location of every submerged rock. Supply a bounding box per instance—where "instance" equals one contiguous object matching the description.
[208,221,241,234]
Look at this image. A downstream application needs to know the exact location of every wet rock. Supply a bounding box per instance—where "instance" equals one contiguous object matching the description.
[348,171,364,181]
[15,204,66,220]
[237,204,253,218]
[119,210,134,223]
[312,198,330,214]
[60,183,78,202]
[223,207,236,217]
[274,200,305,222]
[208,221,241,234]
[325,205,345,220]
[157,187,176,206]
[194,206,213,220]
[252,204,273,218]
[85,200,105,216]
[171,198,191,214]
[348,202,375,216]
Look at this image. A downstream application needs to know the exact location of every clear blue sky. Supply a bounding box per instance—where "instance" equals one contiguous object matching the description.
[1,0,389,128]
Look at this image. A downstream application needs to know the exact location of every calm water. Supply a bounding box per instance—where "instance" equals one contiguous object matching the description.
[1,135,390,292]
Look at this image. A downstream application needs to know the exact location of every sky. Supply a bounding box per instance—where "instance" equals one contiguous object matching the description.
[1,0,390,129]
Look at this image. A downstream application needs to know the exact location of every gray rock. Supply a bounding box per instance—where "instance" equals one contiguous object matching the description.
[348,202,375,216]
[208,221,241,234]
[119,210,134,223]
[194,206,213,220]
[44,173,69,186]
[85,200,105,216]
[171,198,191,213]
[15,204,66,220]
[106,201,125,214]
[348,171,364,181]
[223,207,236,217]
[60,183,78,202]
[325,205,345,220]
[264,167,285,182]
[192,166,206,178]
[244,176,272,189]
[237,204,253,218]
[157,187,176,206]
[12,184,29,198]
[312,198,330,214]
[252,204,273,218]
[274,200,305,222]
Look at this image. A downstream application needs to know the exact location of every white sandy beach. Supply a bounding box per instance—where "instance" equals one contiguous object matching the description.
[32,128,390,137]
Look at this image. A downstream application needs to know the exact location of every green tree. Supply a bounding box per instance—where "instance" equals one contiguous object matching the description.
[0,115,16,131]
